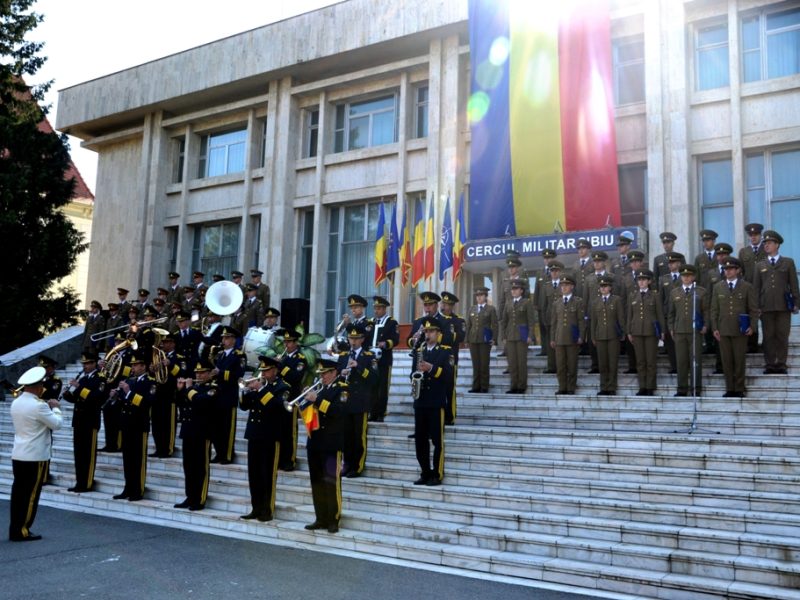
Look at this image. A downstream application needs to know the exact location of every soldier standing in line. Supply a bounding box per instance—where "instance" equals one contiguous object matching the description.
[116,288,132,323]
[149,333,184,458]
[439,292,465,424]
[134,288,151,311]
[704,243,734,375]
[532,248,558,356]
[239,356,290,522]
[753,230,800,374]
[652,232,677,289]
[695,229,719,273]
[192,271,207,292]
[231,270,246,294]
[582,251,621,373]
[711,257,758,397]
[541,261,566,374]
[98,333,132,453]
[610,235,634,277]
[659,252,686,375]
[669,265,709,397]
[174,359,215,512]
[496,252,530,357]
[82,300,106,354]
[250,269,271,310]
[276,328,307,471]
[738,223,766,353]
[103,303,125,352]
[167,272,182,305]
[573,238,594,294]
[503,281,535,394]
[261,307,282,332]
[465,287,498,394]
[591,276,626,396]
[210,327,246,464]
[622,251,647,374]
[550,275,586,395]
[369,296,399,422]
[627,269,665,396]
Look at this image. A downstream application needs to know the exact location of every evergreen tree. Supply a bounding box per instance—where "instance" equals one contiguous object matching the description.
[0,0,86,354]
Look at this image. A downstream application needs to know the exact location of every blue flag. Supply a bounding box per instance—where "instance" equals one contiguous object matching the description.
[438,195,453,281]
[386,201,401,277]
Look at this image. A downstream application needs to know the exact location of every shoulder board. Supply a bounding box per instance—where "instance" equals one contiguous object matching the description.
[363,350,374,356]
[53,375,61,381]
[233,349,245,356]
[337,381,348,389]
[297,353,306,359]
[440,344,452,350]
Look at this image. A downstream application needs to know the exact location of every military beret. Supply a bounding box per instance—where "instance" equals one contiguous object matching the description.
[763,230,783,244]
[745,223,764,235]
[264,307,281,317]
[627,250,645,261]
[576,238,592,249]
[616,235,633,246]
[440,292,459,304]
[636,269,654,280]
[592,251,608,261]
[419,292,441,304]
[542,248,557,258]
[372,296,390,307]
[714,242,733,255]
[699,229,718,240]
[659,232,677,242]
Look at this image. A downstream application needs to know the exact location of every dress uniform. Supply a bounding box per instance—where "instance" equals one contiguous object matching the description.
[502,281,536,393]
[496,252,530,350]
[174,360,215,511]
[116,288,132,323]
[572,239,595,299]
[368,296,400,421]
[590,276,626,395]
[174,312,202,364]
[532,248,558,356]
[465,287,498,393]
[100,335,133,452]
[550,276,586,394]
[61,352,107,492]
[627,269,665,396]
[81,300,106,353]
[623,252,648,373]
[411,320,453,486]
[582,251,622,372]
[166,272,183,305]
[753,230,800,374]
[113,351,155,501]
[150,334,185,458]
[103,304,125,352]
[336,325,378,478]
[668,265,709,396]
[303,359,347,533]
[277,328,308,470]
[610,235,634,277]
[652,232,677,290]
[738,223,767,353]
[8,366,63,542]
[540,261,567,373]
[192,271,207,292]
[250,269,271,309]
[407,292,452,348]
[659,252,686,375]
[439,292,465,423]
[233,284,265,334]
[211,327,246,464]
[694,230,719,278]
[239,356,291,521]
[710,257,758,397]
[703,243,732,373]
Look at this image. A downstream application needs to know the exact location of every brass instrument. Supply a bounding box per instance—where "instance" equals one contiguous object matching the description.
[325,314,350,355]
[90,316,169,342]
[150,328,170,384]
[101,338,137,381]
[370,317,384,360]
[410,344,425,400]
[283,378,324,411]
[9,385,23,398]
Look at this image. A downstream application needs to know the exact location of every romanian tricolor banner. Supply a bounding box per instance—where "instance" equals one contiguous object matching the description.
[400,206,411,286]
[453,193,466,281]
[374,202,387,285]
[468,0,620,239]
[411,198,425,287]
[423,196,435,282]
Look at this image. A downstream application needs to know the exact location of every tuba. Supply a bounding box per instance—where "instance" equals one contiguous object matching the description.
[206,280,244,316]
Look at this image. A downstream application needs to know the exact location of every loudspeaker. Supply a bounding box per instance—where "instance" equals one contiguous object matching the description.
[280,298,310,333]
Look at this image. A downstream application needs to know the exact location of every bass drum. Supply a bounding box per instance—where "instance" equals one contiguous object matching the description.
[243,327,276,368]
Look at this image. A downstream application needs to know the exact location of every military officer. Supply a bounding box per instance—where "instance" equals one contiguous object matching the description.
[192,271,207,292]
[368,296,399,422]
[739,223,766,353]
[174,359,215,511]
[541,261,566,374]
[61,351,107,492]
[532,248,558,356]
[704,243,733,372]
[82,300,106,353]
[261,307,281,331]
[659,252,686,375]
[174,311,202,364]
[231,270,246,294]
[610,235,634,277]
[116,288,132,323]
[573,238,594,290]
[104,303,125,352]
[112,350,155,501]
[711,257,758,397]
[211,273,224,284]
[627,269,665,396]
[150,333,184,458]
[694,229,719,274]
[582,251,621,373]
[337,324,378,478]
[239,356,291,522]
[134,288,151,311]
[622,251,648,373]
[277,328,307,470]
[439,292,465,424]
[302,358,347,533]
[465,287,498,393]
[407,292,451,349]
[233,283,265,334]
[652,232,677,288]
[591,276,626,395]
[669,264,708,396]
[753,230,800,374]
[167,272,183,305]
[503,281,535,393]
[210,327,246,464]
[550,275,586,395]
[497,252,530,353]
[98,333,132,453]
[411,320,453,486]
[250,269,271,309]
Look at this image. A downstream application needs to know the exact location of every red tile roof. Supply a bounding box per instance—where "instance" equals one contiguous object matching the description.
[37,116,94,201]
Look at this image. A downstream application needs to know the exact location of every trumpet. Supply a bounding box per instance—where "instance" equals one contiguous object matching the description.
[238,376,263,392]
[283,378,324,412]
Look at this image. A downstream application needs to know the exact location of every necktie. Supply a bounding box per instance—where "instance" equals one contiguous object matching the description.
[708,252,713,260]
[672,274,677,281]
[477,305,482,313]
[753,246,759,254]
[771,257,776,266]
[603,297,607,304]
[641,291,646,299]
[685,287,690,295]
[564,297,568,305]
[729,282,734,291]
[581,260,586,267]
[553,282,557,289]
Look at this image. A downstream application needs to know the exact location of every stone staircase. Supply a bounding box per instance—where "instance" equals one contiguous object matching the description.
[2,344,800,599]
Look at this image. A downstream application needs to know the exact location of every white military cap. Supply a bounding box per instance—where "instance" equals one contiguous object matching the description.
[17,366,46,386]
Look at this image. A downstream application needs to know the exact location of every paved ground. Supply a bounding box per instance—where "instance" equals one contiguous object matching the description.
[0,500,613,600]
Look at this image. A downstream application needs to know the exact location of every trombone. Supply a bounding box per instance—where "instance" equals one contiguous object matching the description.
[283,378,324,412]
[90,316,169,342]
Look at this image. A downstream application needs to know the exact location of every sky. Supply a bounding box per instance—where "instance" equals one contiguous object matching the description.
[29,0,340,194]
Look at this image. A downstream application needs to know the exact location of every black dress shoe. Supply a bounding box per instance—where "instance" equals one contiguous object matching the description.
[113,493,129,500]
[543,369,556,374]
[498,352,506,357]
[209,457,221,464]
[67,486,90,493]
[127,495,144,502]
[587,368,599,374]
[674,392,687,397]
[502,370,510,374]
[174,499,191,509]
[257,512,273,522]
[606,391,617,396]
[444,420,455,426]
[624,369,637,374]
[188,504,205,511]
[304,521,326,530]
[413,475,429,485]
[713,369,724,375]
[241,511,259,520]
[480,389,489,393]
[425,477,442,486]
[219,460,233,465]
[327,523,339,533]
[10,533,42,542]
[723,392,734,398]
[148,452,159,457]
[279,464,295,472]
[345,470,361,479]
[505,389,516,394]
[776,368,788,375]
[555,390,567,395]
[468,388,479,393]
[597,391,608,396]
[407,433,416,439]
[636,389,647,396]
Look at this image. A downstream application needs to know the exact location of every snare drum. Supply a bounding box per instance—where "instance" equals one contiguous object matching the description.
[243,327,276,367]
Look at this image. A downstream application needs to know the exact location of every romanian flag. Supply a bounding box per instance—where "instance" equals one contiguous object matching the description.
[423,196,435,282]
[300,404,319,436]
[438,195,453,281]
[411,198,425,287]
[386,201,401,279]
[453,193,466,281]
[468,0,620,239]
[400,206,412,286]
[374,202,387,285]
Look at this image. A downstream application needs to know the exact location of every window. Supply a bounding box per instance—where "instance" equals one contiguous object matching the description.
[257,118,267,169]
[696,21,729,90]
[742,6,800,82]
[414,85,429,138]
[192,222,240,276]
[700,158,734,244]
[298,210,315,299]
[251,215,261,269]
[612,37,645,105]
[334,94,398,152]
[746,148,800,229]
[166,227,178,274]
[198,128,246,178]
[618,164,648,227]
[173,137,186,183]
[304,109,320,158]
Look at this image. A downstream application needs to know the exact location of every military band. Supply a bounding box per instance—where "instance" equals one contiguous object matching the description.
[369,296,399,422]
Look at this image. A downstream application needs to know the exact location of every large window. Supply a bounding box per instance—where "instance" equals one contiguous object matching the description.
[173,137,186,184]
[612,36,645,105]
[304,108,320,158]
[618,164,648,227]
[746,148,800,231]
[192,222,240,276]
[413,85,429,138]
[696,21,729,90]
[298,210,314,299]
[166,227,178,274]
[742,6,800,82]
[334,94,398,152]
[198,128,246,178]
[700,158,734,244]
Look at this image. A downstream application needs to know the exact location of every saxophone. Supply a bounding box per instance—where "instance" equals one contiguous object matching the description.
[410,344,424,400]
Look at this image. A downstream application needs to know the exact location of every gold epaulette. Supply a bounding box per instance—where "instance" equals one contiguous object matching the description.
[440,344,452,350]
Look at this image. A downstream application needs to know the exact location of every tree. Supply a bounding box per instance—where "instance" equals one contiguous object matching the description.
[0,0,86,354]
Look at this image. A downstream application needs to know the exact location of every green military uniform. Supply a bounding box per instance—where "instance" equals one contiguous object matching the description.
[738,224,767,353]
[502,283,536,393]
[627,270,665,395]
[582,251,621,373]
[610,235,633,278]
[497,253,530,350]
[668,265,709,396]
[710,258,758,397]
[652,232,676,291]
[752,230,800,374]
[465,287,498,393]
[659,252,686,374]
[550,276,586,394]
[694,229,719,287]
[571,239,594,300]
[540,261,566,373]
[590,276,626,395]
[531,248,558,356]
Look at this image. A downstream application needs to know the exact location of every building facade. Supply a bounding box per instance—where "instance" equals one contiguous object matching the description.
[56,0,800,332]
